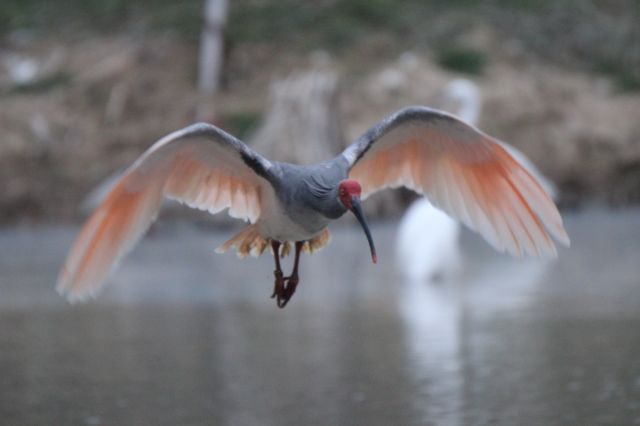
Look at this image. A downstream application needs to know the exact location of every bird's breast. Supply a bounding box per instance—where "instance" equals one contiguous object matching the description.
[257,192,331,242]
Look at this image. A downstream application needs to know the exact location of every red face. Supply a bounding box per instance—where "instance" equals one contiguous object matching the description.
[338,179,362,209]
[337,179,377,264]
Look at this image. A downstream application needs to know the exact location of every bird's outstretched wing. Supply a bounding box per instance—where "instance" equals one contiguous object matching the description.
[58,123,275,301]
[342,106,569,257]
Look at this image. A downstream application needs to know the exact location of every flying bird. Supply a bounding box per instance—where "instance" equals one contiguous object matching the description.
[57,106,570,308]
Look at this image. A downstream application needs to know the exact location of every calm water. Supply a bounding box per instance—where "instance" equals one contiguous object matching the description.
[1,208,640,425]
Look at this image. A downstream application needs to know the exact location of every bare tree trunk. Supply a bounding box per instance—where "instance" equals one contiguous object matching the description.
[250,70,344,165]
[198,0,228,95]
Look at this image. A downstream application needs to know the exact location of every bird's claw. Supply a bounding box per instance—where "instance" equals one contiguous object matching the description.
[271,271,299,308]
[281,274,299,308]
[271,270,284,299]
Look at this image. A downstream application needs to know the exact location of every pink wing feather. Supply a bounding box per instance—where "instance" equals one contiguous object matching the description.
[57,123,273,301]
[345,107,569,257]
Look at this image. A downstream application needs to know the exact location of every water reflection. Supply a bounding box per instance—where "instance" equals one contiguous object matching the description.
[1,209,640,425]
[397,245,554,425]
[398,278,463,425]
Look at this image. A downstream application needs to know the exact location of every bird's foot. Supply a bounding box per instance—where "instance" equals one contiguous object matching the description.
[271,271,299,308]
[271,270,285,300]
[280,274,299,308]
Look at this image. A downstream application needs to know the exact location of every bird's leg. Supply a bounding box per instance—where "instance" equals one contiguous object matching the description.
[279,241,304,308]
[270,240,286,305]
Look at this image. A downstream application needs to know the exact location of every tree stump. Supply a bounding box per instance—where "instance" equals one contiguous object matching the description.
[249,70,344,165]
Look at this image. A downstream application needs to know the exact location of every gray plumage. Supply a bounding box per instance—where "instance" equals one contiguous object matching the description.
[237,106,459,230]
[58,105,569,305]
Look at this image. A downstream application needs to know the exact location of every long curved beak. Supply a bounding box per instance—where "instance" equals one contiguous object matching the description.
[350,196,377,264]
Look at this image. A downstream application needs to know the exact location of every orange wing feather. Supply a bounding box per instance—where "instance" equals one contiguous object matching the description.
[57,123,273,301]
[57,174,165,301]
[347,107,569,257]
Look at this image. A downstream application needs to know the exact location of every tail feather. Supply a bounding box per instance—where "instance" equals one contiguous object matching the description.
[216,227,332,258]
[302,228,331,254]
[57,173,164,301]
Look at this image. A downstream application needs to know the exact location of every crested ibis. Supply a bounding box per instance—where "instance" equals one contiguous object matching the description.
[57,106,570,308]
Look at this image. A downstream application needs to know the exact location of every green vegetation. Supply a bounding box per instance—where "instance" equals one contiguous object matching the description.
[227,0,413,49]
[0,0,213,39]
[597,60,640,93]
[436,46,487,75]
[614,72,640,93]
[0,0,639,91]
[0,0,134,34]
[220,110,261,140]
[6,72,72,95]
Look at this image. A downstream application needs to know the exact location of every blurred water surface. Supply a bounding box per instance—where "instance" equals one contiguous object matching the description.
[1,208,640,425]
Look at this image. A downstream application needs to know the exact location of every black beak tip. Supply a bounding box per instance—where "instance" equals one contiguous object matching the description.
[350,196,377,265]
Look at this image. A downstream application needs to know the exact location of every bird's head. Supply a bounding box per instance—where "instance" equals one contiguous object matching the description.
[338,179,377,264]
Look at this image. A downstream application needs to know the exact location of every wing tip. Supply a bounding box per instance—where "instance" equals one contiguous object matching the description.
[555,226,571,248]
[56,282,98,304]
[505,240,560,259]
[56,267,103,303]
[56,270,77,302]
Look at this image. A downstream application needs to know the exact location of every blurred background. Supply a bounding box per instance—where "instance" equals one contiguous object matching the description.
[1,1,640,425]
